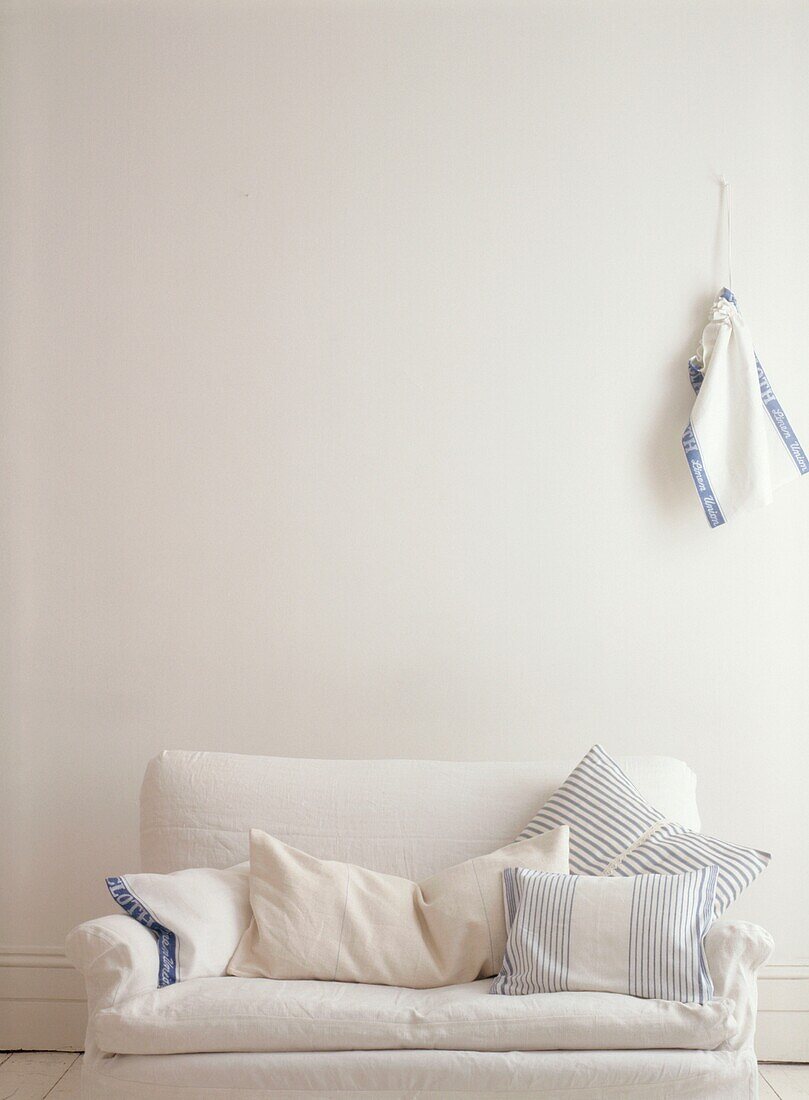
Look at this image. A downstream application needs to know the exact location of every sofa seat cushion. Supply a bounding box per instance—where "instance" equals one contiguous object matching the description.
[94,976,736,1056]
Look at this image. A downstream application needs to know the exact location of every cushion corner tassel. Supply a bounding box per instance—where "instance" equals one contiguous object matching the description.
[682,287,808,528]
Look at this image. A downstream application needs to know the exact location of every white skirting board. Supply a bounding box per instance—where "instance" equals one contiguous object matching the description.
[0,950,86,1052]
[757,964,809,1063]
[1,949,807,1061]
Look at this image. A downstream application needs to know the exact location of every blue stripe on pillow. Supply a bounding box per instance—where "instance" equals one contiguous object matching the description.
[518,745,769,915]
[627,865,717,1002]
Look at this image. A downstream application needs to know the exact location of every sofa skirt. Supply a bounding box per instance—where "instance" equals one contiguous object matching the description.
[81,1044,759,1099]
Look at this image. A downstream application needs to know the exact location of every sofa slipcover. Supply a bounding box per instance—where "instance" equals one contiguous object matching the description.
[78,1047,760,1100]
[69,752,772,1099]
[139,751,701,877]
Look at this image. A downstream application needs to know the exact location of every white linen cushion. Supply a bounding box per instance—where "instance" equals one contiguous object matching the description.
[493,866,718,1004]
[92,973,736,1056]
[228,827,569,987]
[518,744,769,915]
[106,864,250,987]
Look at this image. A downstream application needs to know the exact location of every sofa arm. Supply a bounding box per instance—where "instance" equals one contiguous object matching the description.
[704,919,773,1051]
[66,915,159,1016]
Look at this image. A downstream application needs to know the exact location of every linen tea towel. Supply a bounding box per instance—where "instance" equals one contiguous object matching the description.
[682,288,808,526]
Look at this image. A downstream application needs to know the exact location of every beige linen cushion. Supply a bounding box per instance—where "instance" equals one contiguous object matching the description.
[228,826,569,988]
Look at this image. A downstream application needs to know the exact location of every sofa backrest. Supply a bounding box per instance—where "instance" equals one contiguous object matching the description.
[139,750,700,876]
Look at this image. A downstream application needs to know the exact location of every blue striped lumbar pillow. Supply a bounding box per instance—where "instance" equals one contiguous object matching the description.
[518,744,769,916]
[492,864,718,1003]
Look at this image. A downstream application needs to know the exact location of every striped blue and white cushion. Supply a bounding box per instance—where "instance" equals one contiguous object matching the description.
[492,865,718,1003]
[518,744,769,916]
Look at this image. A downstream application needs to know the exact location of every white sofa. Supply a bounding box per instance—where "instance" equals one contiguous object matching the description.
[67,750,773,1099]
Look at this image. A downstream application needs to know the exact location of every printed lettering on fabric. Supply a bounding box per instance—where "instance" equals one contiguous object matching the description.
[106,875,178,987]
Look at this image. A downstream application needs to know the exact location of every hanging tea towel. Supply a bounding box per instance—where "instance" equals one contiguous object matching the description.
[682,288,808,527]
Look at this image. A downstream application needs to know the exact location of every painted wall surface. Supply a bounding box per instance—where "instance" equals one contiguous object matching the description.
[2,0,808,999]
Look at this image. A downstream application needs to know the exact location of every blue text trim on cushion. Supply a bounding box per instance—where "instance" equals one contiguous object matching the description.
[106,875,178,987]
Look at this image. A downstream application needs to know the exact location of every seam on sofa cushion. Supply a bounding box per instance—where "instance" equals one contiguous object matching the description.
[332,864,352,982]
[471,860,495,971]
[97,1007,733,1028]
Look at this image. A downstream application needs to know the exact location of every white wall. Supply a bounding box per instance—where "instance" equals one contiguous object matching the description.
[2,0,808,1055]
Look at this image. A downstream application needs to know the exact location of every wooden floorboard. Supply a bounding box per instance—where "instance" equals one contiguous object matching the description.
[0,1052,78,1100]
[760,1063,809,1099]
[760,1072,782,1098]
[43,1055,83,1098]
